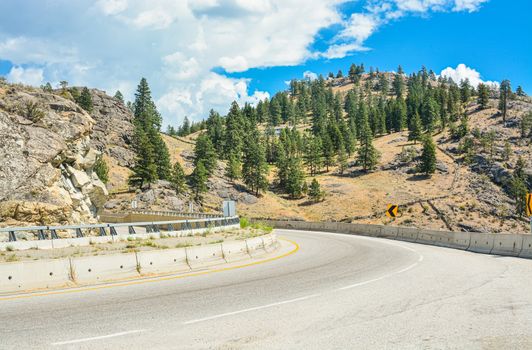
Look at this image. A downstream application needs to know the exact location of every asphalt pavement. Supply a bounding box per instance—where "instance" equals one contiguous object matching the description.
[1,229,532,349]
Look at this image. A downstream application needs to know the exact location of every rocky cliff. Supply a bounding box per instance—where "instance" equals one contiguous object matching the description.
[0,82,108,226]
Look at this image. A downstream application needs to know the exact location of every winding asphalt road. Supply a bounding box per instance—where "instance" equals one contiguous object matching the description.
[2,229,532,349]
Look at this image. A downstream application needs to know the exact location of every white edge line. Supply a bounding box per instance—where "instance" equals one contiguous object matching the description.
[51,329,146,346]
[183,294,322,325]
[183,232,425,325]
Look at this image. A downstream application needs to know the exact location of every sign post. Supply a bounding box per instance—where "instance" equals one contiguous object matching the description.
[527,193,531,234]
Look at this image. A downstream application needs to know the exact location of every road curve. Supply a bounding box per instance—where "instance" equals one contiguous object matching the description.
[1,229,532,349]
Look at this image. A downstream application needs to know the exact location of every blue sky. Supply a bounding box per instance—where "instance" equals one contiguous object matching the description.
[0,0,530,127]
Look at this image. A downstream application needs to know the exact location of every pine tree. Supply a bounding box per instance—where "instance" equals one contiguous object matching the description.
[308,178,324,202]
[242,130,269,196]
[128,124,157,188]
[460,79,472,104]
[408,111,423,144]
[337,146,348,175]
[419,134,437,176]
[357,114,380,171]
[284,158,305,198]
[225,101,244,156]
[304,136,322,176]
[206,109,225,157]
[322,133,335,172]
[194,134,217,174]
[78,87,93,113]
[499,79,511,123]
[269,98,282,126]
[393,72,405,98]
[114,90,124,103]
[225,153,242,182]
[94,156,109,184]
[170,161,186,194]
[510,156,528,217]
[516,86,526,97]
[190,161,208,204]
[150,129,172,180]
[477,83,489,109]
[42,82,53,93]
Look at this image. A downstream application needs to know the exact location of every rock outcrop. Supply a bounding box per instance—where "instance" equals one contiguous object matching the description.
[88,89,135,167]
[0,83,108,226]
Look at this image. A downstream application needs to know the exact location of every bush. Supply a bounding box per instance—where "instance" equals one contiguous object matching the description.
[19,100,45,123]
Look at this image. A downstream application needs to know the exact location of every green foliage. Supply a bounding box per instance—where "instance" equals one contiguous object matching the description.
[509,157,529,217]
[304,135,322,176]
[190,161,209,203]
[357,113,380,171]
[337,146,348,175]
[499,79,511,123]
[521,111,532,139]
[170,161,186,194]
[194,133,217,175]
[225,152,242,182]
[19,100,45,123]
[418,134,437,176]
[114,90,124,103]
[477,83,490,109]
[129,78,171,186]
[94,156,109,184]
[242,130,269,196]
[408,111,423,144]
[42,82,53,93]
[77,87,93,113]
[308,178,324,202]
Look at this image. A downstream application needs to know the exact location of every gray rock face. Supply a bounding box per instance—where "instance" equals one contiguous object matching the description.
[0,84,108,226]
[88,89,135,167]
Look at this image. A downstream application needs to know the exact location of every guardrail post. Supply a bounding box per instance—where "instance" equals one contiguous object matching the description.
[110,226,118,236]
[152,224,160,233]
[76,228,83,238]
[50,229,59,239]
[37,229,47,240]
[128,226,136,235]
[99,227,106,236]
[8,231,16,242]
[168,223,174,232]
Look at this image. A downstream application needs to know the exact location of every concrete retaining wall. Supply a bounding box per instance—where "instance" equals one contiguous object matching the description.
[261,220,531,259]
[0,233,277,293]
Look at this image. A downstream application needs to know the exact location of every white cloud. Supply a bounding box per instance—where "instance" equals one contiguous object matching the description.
[453,0,488,12]
[7,66,44,86]
[0,0,490,127]
[96,0,128,16]
[303,71,318,81]
[439,63,498,87]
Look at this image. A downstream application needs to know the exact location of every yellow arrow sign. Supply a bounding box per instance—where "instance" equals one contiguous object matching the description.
[527,193,532,217]
[386,204,398,218]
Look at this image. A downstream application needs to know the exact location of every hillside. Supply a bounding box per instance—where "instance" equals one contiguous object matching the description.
[0,70,530,235]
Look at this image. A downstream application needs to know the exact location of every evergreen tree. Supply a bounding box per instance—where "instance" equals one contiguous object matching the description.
[225,101,244,156]
[225,152,242,182]
[322,133,335,172]
[94,156,109,184]
[194,134,217,174]
[304,136,322,176]
[521,111,532,139]
[516,86,526,97]
[190,161,208,204]
[336,70,343,78]
[128,124,157,188]
[477,83,489,109]
[179,116,191,136]
[393,72,405,98]
[337,146,348,175]
[419,135,437,176]
[114,90,124,103]
[308,178,324,202]
[460,79,472,104]
[499,79,511,123]
[378,74,389,95]
[408,111,423,144]
[510,156,529,217]
[284,158,305,198]
[269,98,282,126]
[42,82,53,93]
[170,161,186,194]
[357,113,380,171]
[242,130,269,196]
[206,109,225,156]
[78,87,93,113]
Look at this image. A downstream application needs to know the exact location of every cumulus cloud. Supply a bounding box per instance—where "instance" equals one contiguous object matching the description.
[7,66,44,86]
[0,0,490,127]
[303,71,318,81]
[439,63,498,87]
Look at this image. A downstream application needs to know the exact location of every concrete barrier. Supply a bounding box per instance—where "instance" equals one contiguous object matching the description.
[397,227,419,243]
[0,258,71,293]
[71,253,139,284]
[490,234,524,257]
[260,219,530,260]
[519,236,532,259]
[466,232,495,254]
[136,249,189,275]
[246,237,267,257]
[221,241,249,262]
[186,244,225,268]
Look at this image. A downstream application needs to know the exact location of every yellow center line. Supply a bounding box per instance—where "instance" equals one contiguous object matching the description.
[0,237,299,302]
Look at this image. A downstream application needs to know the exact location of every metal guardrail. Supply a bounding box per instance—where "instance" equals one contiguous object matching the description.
[0,216,240,242]
[127,209,223,219]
